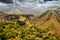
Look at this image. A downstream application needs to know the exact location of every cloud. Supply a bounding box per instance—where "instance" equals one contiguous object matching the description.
[16,0,60,14]
[0,0,60,15]
[0,0,13,4]
[18,0,36,2]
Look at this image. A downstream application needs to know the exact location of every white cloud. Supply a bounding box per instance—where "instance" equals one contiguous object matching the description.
[0,0,60,14]
[0,2,7,6]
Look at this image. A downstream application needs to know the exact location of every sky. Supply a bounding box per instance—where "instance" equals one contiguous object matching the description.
[0,0,13,4]
[0,0,60,15]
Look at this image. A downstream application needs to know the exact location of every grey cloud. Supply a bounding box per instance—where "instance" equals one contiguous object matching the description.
[0,0,13,4]
[0,0,60,15]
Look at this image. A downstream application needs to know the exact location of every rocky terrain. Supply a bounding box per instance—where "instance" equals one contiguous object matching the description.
[0,8,60,40]
[35,9,60,35]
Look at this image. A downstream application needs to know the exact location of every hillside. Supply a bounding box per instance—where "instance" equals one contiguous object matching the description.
[35,10,60,34]
[0,9,60,40]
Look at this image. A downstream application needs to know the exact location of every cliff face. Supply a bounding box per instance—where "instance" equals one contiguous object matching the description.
[35,10,60,34]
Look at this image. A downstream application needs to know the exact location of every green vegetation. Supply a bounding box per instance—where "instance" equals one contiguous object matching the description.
[45,23,54,32]
[0,16,60,40]
[45,13,52,21]
[0,10,60,40]
[40,13,52,25]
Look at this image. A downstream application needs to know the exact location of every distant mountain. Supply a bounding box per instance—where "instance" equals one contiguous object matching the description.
[4,8,23,14]
[1,7,38,16]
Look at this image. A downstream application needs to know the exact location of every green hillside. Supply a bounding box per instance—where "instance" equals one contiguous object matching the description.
[0,9,60,40]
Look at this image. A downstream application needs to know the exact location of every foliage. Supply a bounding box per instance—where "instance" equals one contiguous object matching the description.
[40,13,52,25]
[18,16,26,21]
[44,23,54,32]
[0,16,60,40]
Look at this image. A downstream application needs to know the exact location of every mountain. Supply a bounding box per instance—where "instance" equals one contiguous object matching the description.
[4,8,23,14]
[0,7,60,35]
[35,10,60,35]
[3,8,34,16]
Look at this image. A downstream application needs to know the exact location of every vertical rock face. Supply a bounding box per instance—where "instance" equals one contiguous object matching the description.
[35,10,60,34]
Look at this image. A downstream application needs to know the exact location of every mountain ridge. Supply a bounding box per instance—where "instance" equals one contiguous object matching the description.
[35,10,60,34]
